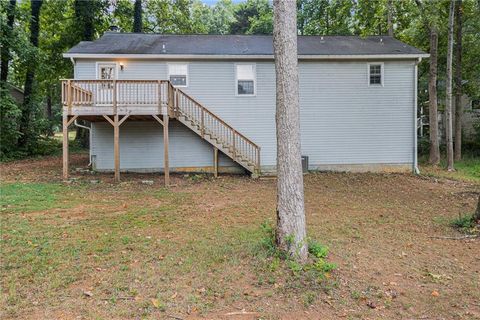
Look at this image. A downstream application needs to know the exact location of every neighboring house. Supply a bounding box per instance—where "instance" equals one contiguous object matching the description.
[62,32,428,182]
[7,83,24,104]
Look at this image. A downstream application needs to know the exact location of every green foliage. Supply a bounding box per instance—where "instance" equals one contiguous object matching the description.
[0,89,22,159]
[307,239,329,258]
[230,0,272,34]
[450,213,477,234]
[256,222,336,277]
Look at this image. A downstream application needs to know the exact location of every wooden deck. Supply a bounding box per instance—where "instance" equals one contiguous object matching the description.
[61,79,261,184]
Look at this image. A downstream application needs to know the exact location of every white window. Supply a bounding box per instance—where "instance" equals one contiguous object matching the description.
[368,63,384,86]
[168,64,188,87]
[236,64,256,96]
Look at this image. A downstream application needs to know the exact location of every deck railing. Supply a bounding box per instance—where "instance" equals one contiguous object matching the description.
[61,79,171,109]
[61,79,260,173]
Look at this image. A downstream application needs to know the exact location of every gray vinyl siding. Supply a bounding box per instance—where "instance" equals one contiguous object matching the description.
[91,121,236,170]
[76,58,414,171]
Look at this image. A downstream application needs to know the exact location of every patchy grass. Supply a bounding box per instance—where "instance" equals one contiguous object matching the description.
[0,155,479,319]
[450,213,479,235]
[420,156,480,183]
[1,183,79,212]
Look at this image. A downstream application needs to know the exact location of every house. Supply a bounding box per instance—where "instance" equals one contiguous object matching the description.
[62,32,428,183]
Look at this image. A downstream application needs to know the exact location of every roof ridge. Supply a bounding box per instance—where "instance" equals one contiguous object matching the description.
[103,32,394,39]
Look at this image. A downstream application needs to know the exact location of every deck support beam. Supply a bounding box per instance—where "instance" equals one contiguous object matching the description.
[103,114,129,183]
[213,147,218,178]
[62,114,69,180]
[163,115,170,186]
[114,114,120,182]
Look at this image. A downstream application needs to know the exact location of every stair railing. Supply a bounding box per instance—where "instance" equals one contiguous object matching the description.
[173,87,260,173]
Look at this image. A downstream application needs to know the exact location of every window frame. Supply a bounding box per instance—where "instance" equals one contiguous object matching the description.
[96,62,118,80]
[168,63,189,87]
[367,62,384,87]
[235,63,256,97]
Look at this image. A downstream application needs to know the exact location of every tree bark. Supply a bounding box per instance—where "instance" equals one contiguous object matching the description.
[387,0,394,36]
[272,0,308,263]
[454,0,463,161]
[18,0,43,149]
[428,28,440,165]
[133,0,142,33]
[445,0,455,171]
[0,0,16,84]
[474,195,480,224]
[46,92,54,136]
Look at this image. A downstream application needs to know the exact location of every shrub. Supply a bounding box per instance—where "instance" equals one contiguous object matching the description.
[450,214,476,232]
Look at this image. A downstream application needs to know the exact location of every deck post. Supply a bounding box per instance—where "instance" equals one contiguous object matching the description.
[158,80,162,114]
[114,114,120,182]
[113,79,117,114]
[67,80,72,114]
[62,113,69,180]
[163,114,170,186]
[167,83,173,117]
[213,147,218,178]
[232,129,236,160]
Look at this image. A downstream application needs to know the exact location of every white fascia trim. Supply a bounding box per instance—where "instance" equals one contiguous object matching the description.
[63,53,430,60]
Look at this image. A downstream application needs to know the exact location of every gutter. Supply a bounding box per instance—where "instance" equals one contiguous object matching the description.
[62,53,430,60]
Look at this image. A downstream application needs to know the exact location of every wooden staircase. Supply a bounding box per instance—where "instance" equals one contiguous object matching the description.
[171,86,260,174]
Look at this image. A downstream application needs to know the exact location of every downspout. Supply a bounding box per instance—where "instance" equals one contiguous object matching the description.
[413,58,421,174]
[74,120,92,167]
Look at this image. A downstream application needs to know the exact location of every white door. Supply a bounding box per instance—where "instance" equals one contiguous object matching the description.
[96,63,117,105]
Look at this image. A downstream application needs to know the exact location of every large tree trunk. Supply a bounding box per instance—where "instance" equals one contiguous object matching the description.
[454,0,463,161]
[387,0,394,36]
[0,0,16,84]
[18,0,43,149]
[428,28,440,165]
[445,0,455,171]
[133,0,142,32]
[272,0,308,263]
[73,0,95,148]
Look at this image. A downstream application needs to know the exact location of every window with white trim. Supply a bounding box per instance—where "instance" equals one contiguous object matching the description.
[236,64,255,95]
[168,64,188,87]
[368,63,383,86]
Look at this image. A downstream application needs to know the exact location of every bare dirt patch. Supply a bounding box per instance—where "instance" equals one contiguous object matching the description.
[1,156,479,319]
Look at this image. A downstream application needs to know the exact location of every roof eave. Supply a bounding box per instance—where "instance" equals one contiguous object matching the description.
[63,53,430,60]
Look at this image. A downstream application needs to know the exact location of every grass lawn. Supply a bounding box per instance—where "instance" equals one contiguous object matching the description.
[420,155,480,183]
[1,154,479,319]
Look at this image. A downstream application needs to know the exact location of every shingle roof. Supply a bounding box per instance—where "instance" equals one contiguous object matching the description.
[65,32,427,57]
